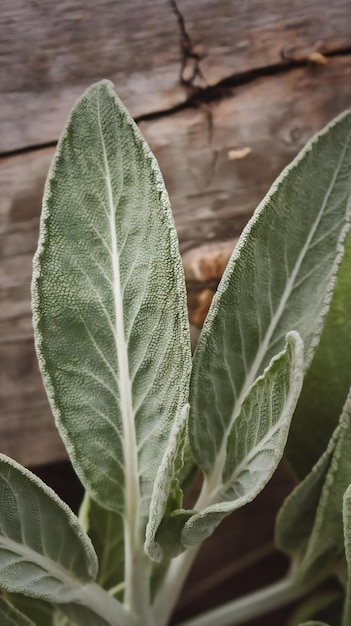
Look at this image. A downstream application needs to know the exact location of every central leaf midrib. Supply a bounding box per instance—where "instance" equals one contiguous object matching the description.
[0,535,83,592]
[222,406,286,496]
[97,95,140,528]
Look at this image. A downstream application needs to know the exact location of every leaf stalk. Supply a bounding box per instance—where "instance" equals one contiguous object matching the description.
[175,576,307,626]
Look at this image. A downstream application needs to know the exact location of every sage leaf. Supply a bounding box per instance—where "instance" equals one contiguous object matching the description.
[0,454,97,602]
[190,111,351,478]
[342,484,351,626]
[0,597,35,626]
[286,230,351,478]
[58,604,109,626]
[275,431,337,557]
[277,388,351,585]
[153,509,195,559]
[79,493,124,596]
[181,331,304,546]
[5,594,110,626]
[32,80,191,528]
[145,404,189,561]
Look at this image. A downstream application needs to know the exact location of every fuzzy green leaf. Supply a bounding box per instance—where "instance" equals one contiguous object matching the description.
[190,112,351,478]
[180,332,304,546]
[286,230,351,479]
[145,404,189,561]
[79,493,124,596]
[0,455,123,625]
[277,389,351,585]
[275,432,336,557]
[5,594,111,626]
[32,80,191,527]
[58,604,109,626]
[0,454,97,603]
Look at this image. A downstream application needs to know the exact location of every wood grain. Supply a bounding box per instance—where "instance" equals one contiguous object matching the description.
[1,0,350,152]
[2,58,351,466]
[1,5,350,467]
[141,57,351,248]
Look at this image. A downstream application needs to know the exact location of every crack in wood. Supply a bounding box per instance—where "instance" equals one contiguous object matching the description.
[1,48,350,161]
[0,140,58,160]
[169,0,207,88]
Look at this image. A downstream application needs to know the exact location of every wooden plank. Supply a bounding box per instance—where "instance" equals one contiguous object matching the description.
[141,57,351,248]
[0,339,66,466]
[0,149,53,344]
[1,0,350,152]
[179,0,351,85]
[1,57,350,466]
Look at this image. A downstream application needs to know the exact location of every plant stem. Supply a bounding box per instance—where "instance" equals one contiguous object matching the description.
[124,522,154,626]
[153,544,202,626]
[73,581,128,625]
[154,475,216,626]
[175,576,307,626]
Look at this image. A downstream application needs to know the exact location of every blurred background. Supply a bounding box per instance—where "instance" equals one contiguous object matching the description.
[1,1,350,623]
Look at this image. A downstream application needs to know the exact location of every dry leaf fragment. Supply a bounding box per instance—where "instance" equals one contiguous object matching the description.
[228,147,252,160]
[308,51,328,65]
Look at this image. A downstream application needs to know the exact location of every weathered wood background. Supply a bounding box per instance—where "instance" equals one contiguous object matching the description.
[1,0,351,467]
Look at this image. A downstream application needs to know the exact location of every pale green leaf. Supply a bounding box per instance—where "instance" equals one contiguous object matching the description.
[277,389,351,585]
[342,484,351,626]
[5,594,110,626]
[32,80,191,528]
[0,455,123,625]
[190,111,351,478]
[286,229,351,479]
[181,331,304,546]
[0,454,97,602]
[275,430,337,557]
[79,493,124,596]
[145,404,189,561]
[152,509,195,559]
[58,604,109,626]
[0,597,35,626]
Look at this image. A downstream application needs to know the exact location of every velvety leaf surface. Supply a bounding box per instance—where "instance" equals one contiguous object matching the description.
[0,454,97,603]
[32,80,191,527]
[79,493,124,595]
[5,594,110,626]
[277,389,351,585]
[190,111,351,478]
[286,230,351,479]
[275,433,336,557]
[145,404,189,561]
[161,332,303,548]
[183,332,303,545]
[58,603,109,626]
